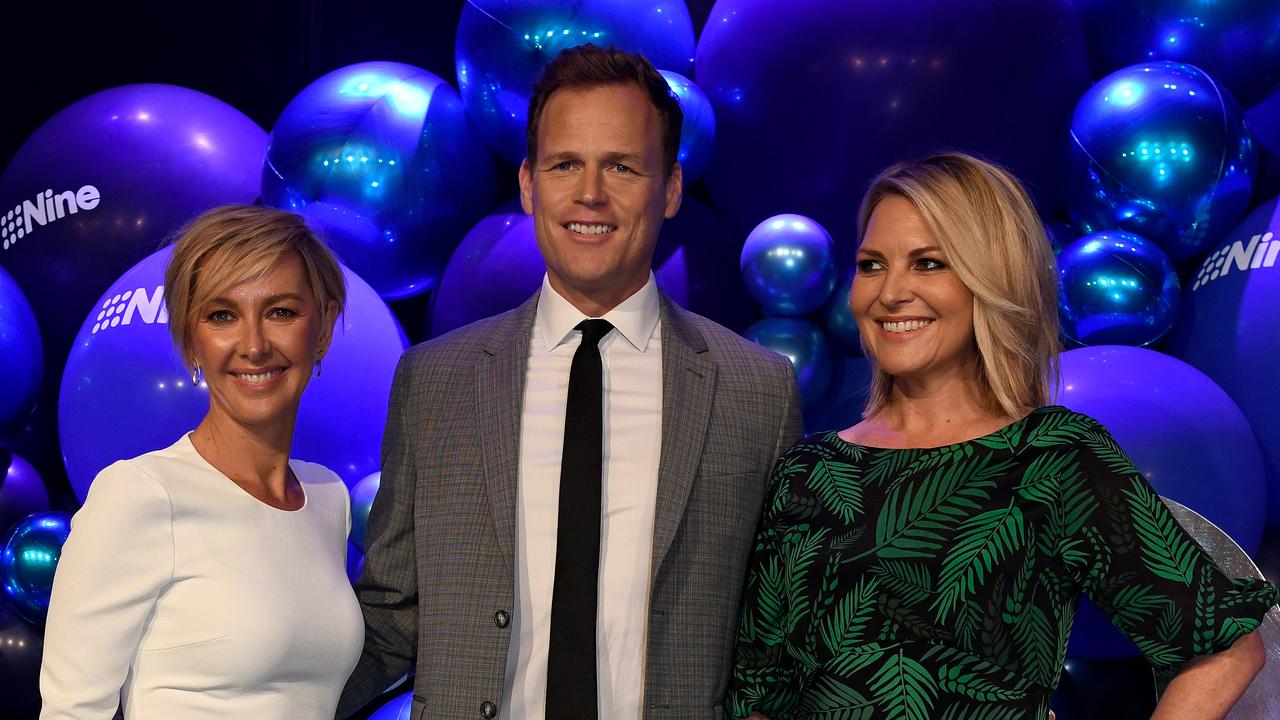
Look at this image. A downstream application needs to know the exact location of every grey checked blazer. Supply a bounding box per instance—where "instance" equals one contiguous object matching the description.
[338,291,802,719]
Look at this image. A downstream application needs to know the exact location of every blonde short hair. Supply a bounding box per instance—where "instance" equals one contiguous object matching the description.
[164,205,346,370]
[856,153,1060,419]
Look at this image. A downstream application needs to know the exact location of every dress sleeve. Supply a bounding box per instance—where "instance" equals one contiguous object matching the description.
[40,461,175,719]
[1067,419,1278,671]
[726,450,807,720]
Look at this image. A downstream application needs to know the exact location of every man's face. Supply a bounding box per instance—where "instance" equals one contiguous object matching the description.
[519,82,682,313]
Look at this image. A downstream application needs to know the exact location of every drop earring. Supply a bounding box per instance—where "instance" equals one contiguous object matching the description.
[192,363,203,385]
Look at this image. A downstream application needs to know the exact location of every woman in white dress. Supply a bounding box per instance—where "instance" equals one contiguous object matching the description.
[40,205,364,719]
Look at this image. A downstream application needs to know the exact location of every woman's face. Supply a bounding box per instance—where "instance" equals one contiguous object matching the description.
[190,252,335,433]
[851,195,977,387]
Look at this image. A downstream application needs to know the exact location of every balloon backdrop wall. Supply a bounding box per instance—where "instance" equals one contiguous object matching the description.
[0,266,41,443]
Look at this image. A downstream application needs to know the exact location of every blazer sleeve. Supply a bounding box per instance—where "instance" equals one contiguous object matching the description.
[40,461,174,719]
[338,354,421,718]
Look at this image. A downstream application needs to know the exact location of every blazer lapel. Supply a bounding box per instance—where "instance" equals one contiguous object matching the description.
[651,294,717,583]
[476,292,539,570]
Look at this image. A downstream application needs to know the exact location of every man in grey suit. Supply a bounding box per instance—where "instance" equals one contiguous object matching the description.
[339,45,802,720]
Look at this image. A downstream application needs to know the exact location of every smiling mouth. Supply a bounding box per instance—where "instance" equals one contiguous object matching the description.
[564,222,617,236]
[881,319,933,333]
[232,368,285,384]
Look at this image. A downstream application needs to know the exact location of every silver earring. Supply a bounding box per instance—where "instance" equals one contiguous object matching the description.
[192,364,203,385]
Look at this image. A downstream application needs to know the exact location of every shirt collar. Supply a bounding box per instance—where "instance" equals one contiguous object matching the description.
[536,273,661,353]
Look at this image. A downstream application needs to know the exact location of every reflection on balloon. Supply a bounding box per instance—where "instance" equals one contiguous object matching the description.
[696,0,1087,247]
[822,272,860,352]
[1057,231,1180,347]
[0,84,267,368]
[659,70,716,184]
[350,472,381,552]
[455,0,696,164]
[429,205,542,338]
[1060,345,1266,553]
[743,317,832,410]
[1167,196,1280,525]
[0,451,49,533]
[58,248,406,500]
[262,61,498,299]
[0,265,41,443]
[1066,62,1255,262]
[0,511,72,624]
[740,214,837,317]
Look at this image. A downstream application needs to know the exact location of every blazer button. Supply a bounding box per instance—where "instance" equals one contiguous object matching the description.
[494,610,510,628]
[480,700,498,718]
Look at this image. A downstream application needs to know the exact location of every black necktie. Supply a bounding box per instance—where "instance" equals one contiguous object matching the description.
[545,318,613,719]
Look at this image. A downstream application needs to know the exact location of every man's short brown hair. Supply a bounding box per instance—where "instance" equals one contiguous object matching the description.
[525,44,683,176]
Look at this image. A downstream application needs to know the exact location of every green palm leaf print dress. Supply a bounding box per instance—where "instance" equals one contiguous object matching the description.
[727,406,1278,720]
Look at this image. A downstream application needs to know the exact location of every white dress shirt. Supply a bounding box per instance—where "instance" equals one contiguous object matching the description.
[501,274,663,720]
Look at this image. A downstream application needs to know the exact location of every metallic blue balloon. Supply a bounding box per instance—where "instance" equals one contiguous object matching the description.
[1066,62,1255,262]
[659,70,716,184]
[697,0,1088,248]
[807,356,874,433]
[1075,0,1280,107]
[1057,231,1180,346]
[1,511,71,624]
[455,0,696,165]
[262,61,498,299]
[742,317,832,409]
[821,271,860,352]
[369,691,414,720]
[0,265,41,443]
[349,471,380,552]
[740,214,837,316]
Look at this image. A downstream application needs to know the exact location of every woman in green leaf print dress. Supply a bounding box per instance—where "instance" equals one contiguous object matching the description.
[727,153,1278,720]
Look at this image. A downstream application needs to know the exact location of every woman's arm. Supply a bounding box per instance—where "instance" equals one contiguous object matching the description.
[1150,630,1265,719]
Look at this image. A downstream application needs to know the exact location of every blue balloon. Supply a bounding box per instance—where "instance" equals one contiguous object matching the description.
[696,0,1088,248]
[1057,231,1180,347]
[659,70,716,184]
[1060,346,1266,554]
[350,472,381,552]
[653,196,759,333]
[1,511,71,625]
[262,62,498,300]
[0,451,48,533]
[0,84,267,367]
[0,265,41,443]
[368,690,414,720]
[1075,0,1280,107]
[58,247,407,500]
[454,0,696,165]
[821,271,861,353]
[1247,88,1280,201]
[429,205,543,338]
[1066,62,1255,262]
[740,214,837,316]
[742,317,833,410]
[1168,196,1280,525]
[806,356,874,433]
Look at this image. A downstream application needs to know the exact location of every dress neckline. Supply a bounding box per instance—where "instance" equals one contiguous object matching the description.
[180,433,309,513]
[829,405,1068,452]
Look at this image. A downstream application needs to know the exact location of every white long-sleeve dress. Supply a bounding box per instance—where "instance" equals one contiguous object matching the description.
[39,434,364,719]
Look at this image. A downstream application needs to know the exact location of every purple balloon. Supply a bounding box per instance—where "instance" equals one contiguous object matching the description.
[1168,196,1280,526]
[0,84,267,366]
[0,265,41,442]
[696,0,1088,250]
[368,690,414,720]
[0,451,48,533]
[1060,345,1266,553]
[58,247,406,500]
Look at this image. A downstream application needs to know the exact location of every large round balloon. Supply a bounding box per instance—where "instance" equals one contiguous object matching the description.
[0,84,267,366]
[262,61,498,300]
[659,70,716,184]
[1066,62,1255,262]
[429,205,542,338]
[0,511,71,624]
[1057,231,1180,347]
[368,690,414,720]
[1167,196,1280,525]
[1075,0,1280,107]
[740,214,838,317]
[1248,88,1280,200]
[58,247,406,499]
[696,0,1088,249]
[1060,345,1266,553]
[0,265,41,443]
[350,471,380,552]
[0,605,44,715]
[454,0,696,165]
[742,317,833,411]
[0,451,48,533]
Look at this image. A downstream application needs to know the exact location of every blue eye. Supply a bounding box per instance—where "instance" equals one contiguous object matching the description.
[553,161,573,171]
[614,163,633,174]
[207,309,233,323]
[270,307,298,319]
